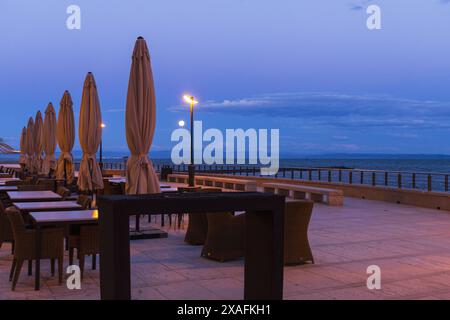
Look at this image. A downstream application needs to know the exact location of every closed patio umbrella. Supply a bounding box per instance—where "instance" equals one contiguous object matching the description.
[77,72,104,191]
[26,117,35,173]
[125,37,160,194]
[34,111,44,174]
[19,127,27,168]
[56,91,75,184]
[42,102,57,175]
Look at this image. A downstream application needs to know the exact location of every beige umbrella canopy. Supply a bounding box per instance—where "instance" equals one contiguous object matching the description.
[26,117,35,173]
[56,91,75,183]
[34,111,44,174]
[19,127,27,166]
[42,103,57,175]
[125,37,160,194]
[77,72,104,191]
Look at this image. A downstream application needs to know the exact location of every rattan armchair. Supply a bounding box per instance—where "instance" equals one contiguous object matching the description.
[17,184,52,191]
[56,186,71,200]
[0,202,14,251]
[201,212,245,262]
[76,194,92,209]
[69,195,98,278]
[102,179,124,195]
[7,210,64,290]
[36,178,56,191]
[284,199,315,265]
[68,225,99,279]
[184,188,222,245]
[5,177,33,186]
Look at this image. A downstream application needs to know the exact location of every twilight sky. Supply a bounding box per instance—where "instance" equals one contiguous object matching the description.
[1,0,450,155]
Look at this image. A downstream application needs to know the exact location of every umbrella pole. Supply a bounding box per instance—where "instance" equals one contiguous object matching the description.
[89,158,95,207]
[64,159,67,186]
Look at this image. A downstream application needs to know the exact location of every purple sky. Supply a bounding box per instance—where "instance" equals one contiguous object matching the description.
[1,0,450,155]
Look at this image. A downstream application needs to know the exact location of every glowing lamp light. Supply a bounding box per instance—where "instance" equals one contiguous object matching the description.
[183,95,198,105]
[178,120,185,127]
[101,123,106,128]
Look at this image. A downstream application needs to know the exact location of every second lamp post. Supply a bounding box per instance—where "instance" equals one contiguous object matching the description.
[183,95,198,187]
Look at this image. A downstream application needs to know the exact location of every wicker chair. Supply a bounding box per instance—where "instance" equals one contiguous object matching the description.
[0,202,14,251]
[5,177,33,186]
[77,194,92,209]
[284,199,315,265]
[17,184,51,191]
[184,188,222,245]
[102,179,124,195]
[36,179,56,191]
[166,186,202,229]
[56,186,71,200]
[68,225,99,279]
[0,190,14,208]
[7,210,64,290]
[69,194,98,278]
[201,212,245,262]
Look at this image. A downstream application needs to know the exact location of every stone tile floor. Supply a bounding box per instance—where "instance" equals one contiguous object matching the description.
[2,197,450,300]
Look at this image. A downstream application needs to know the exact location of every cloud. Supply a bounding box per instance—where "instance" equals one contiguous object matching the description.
[332,135,350,141]
[388,132,419,139]
[348,0,373,11]
[349,4,364,11]
[171,92,450,130]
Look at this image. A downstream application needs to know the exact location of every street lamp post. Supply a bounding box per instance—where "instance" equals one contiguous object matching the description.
[100,123,106,171]
[183,95,198,187]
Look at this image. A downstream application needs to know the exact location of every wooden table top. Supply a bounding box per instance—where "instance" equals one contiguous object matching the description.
[7,191,62,201]
[0,186,18,191]
[13,201,82,212]
[30,209,98,225]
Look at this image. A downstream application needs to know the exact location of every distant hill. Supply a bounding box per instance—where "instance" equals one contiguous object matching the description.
[296,153,450,160]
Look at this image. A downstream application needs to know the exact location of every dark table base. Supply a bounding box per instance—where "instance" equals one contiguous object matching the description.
[129,228,168,240]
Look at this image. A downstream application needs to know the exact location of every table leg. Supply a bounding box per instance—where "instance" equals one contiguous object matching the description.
[135,214,140,232]
[99,202,131,300]
[35,225,41,290]
[244,204,285,299]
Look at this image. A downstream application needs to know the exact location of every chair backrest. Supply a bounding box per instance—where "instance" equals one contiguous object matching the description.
[0,202,7,219]
[103,179,123,195]
[80,225,99,254]
[36,179,55,189]
[0,202,14,242]
[18,185,50,191]
[5,180,25,186]
[56,186,71,199]
[7,210,27,239]
[77,195,92,209]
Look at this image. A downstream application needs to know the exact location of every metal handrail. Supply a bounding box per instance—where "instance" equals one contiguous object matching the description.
[73,161,450,193]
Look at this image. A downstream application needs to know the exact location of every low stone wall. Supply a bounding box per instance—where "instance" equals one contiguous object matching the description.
[197,173,450,211]
[167,173,257,192]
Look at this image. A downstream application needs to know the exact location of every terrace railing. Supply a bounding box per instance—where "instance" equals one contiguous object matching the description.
[75,161,450,193]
